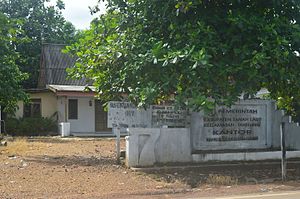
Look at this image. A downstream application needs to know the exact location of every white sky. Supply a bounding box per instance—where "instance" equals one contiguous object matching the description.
[48,0,106,30]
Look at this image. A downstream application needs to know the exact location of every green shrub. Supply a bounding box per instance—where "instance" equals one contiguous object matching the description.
[5,117,58,136]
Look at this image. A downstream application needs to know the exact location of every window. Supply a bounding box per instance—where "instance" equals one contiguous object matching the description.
[23,99,41,118]
[68,99,78,119]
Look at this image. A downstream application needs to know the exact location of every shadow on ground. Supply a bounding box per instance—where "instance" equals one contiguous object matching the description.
[26,137,113,144]
[26,137,73,144]
[139,163,300,188]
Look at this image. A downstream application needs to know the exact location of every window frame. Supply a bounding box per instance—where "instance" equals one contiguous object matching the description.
[23,98,42,118]
[68,99,78,120]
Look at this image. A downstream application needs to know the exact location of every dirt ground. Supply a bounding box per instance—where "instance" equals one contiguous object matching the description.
[0,137,300,199]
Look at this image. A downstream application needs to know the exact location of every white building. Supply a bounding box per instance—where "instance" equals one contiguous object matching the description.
[15,44,111,136]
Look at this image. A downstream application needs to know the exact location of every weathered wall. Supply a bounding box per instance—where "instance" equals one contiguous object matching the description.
[285,122,300,150]
[126,127,300,167]
[125,100,300,167]
[126,128,192,167]
[271,109,300,150]
[15,91,57,119]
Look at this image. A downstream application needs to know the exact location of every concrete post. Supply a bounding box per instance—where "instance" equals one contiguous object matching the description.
[114,127,121,163]
[281,122,287,181]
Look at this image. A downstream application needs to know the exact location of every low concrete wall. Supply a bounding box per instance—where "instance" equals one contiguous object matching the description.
[286,123,300,150]
[272,109,300,150]
[192,151,300,162]
[126,127,300,168]
[126,128,192,167]
[125,99,300,168]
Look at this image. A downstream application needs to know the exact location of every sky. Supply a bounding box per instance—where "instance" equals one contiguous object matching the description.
[48,0,106,30]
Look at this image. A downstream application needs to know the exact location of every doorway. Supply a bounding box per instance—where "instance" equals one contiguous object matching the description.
[95,100,111,132]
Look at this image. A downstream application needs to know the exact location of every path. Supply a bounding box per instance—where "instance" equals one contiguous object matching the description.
[189,190,300,199]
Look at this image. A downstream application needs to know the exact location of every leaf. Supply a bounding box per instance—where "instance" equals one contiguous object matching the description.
[171,56,178,64]
[152,41,163,57]
[192,61,198,69]
[115,52,122,58]
[162,60,168,67]
[63,0,300,117]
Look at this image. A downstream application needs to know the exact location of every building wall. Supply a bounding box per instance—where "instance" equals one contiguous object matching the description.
[57,96,66,123]
[15,92,57,119]
[57,96,95,133]
[14,92,100,134]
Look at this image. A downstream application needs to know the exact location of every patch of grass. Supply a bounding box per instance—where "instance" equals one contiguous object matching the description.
[1,137,53,156]
[206,174,238,186]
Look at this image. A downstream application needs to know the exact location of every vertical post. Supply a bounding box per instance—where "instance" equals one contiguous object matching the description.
[280,122,286,182]
[0,105,2,135]
[115,127,121,163]
[64,97,68,122]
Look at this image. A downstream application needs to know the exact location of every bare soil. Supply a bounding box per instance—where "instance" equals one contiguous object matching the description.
[0,137,300,199]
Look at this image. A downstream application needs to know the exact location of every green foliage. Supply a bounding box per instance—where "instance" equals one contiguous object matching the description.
[0,0,78,88]
[0,12,28,112]
[66,1,300,112]
[5,117,58,136]
[276,96,300,122]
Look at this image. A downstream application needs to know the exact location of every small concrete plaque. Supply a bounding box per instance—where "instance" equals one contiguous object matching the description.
[151,105,187,128]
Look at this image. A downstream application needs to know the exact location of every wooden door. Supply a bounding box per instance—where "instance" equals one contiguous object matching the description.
[95,100,110,132]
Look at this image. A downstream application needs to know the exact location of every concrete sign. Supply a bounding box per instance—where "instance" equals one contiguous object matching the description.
[191,100,272,150]
[108,102,188,128]
[151,105,187,128]
[107,101,151,128]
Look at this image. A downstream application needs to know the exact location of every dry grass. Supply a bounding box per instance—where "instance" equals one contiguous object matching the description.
[206,174,238,185]
[0,138,47,156]
[2,138,30,156]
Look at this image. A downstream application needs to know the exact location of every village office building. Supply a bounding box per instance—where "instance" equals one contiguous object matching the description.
[15,44,111,136]
[12,44,273,137]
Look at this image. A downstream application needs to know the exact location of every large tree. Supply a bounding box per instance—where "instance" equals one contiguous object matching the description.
[0,0,77,88]
[0,13,28,112]
[66,1,300,114]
